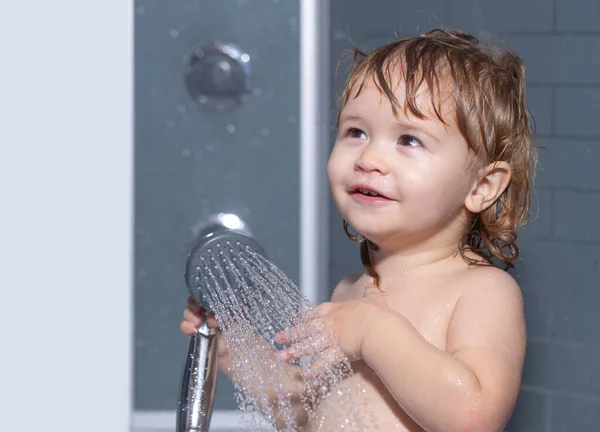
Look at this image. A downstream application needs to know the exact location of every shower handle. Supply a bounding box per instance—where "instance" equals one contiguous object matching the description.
[177,213,262,431]
[176,323,219,432]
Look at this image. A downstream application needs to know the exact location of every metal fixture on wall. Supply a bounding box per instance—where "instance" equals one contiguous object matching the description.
[184,42,252,111]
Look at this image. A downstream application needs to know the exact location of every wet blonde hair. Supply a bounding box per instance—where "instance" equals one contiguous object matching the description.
[338,28,539,285]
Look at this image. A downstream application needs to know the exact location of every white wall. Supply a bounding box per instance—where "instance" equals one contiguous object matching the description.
[0,1,133,431]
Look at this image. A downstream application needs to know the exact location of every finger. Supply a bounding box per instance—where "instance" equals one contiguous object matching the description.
[303,347,342,379]
[187,297,206,314]
[275,315,327,345]
[274,325,303,345]
[278,332,331,362]
[180,320,199,336]
[206,314,220,329]
[183,308,205,326]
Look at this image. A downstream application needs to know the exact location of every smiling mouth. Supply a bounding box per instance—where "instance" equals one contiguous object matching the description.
[349,186,393,201]
[355,187,382,196]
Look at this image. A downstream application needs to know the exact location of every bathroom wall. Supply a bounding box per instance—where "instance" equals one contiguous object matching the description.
[328,0,600,431]
[131,0,599,430]
[134,0,300,415]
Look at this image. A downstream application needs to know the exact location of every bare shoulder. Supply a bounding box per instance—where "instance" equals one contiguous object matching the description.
[330,272,363,302]
[448,264,526,359]
[460,264,524,307]
[444,265,526,427]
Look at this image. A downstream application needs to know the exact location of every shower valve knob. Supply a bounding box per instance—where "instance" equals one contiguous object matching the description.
[184,41,251,110]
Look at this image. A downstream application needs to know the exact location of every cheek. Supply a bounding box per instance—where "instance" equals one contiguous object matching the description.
[402,161,471,205]
[327,147,349,184]
[326,156,338,187]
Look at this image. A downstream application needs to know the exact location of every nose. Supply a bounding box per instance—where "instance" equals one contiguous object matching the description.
[354,144,389,175]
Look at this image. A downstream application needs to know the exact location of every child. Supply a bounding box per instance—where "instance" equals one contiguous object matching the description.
[181,28,536,431]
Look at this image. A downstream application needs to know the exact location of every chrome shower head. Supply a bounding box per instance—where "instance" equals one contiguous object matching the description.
[184,213,266,314]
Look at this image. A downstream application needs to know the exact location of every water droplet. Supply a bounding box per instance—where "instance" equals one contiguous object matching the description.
[226,124,235,133]
[260,128,270,137]
[205,142,215,151]
[136,6,146,15]
[253,88,263,97]
[177,104,187,113]
[166,119,175,128]
[189,249,373,430]
[170,29,179,38]
[288,115,297,124]
[181,148,191,157]
[241,53,250,63]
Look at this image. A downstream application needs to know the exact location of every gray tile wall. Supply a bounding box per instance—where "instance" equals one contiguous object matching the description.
[134,0,300,412]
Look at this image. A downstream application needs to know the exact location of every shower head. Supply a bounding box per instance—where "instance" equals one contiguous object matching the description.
[185,213,266,313]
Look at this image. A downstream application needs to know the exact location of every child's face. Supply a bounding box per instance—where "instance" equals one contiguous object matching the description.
[328,77,479,248]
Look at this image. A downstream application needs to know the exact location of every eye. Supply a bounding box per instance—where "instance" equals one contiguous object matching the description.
[347,127,367,140]
[399,134,422,147]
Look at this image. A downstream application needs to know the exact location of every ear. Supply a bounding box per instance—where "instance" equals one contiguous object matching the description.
[464,161,511,213]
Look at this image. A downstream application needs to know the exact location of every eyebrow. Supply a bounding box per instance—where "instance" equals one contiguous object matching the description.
[338,114,363,124]
[338,114,442,144]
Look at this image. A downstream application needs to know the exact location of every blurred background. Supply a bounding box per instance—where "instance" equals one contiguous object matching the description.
[2,1,598,431]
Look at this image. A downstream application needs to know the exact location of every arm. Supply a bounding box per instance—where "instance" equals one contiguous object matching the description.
[361,269,526,432]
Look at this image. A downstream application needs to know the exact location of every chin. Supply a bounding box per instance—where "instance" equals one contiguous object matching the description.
[345,216,398,243]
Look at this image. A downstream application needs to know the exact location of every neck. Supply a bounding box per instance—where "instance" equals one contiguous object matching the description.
[367,217,471,284]
[370,241,459,281]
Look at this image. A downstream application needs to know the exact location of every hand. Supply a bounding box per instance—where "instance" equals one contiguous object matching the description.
[274,282,386,378]
[180,297,220,335]
[181,297,230,360]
